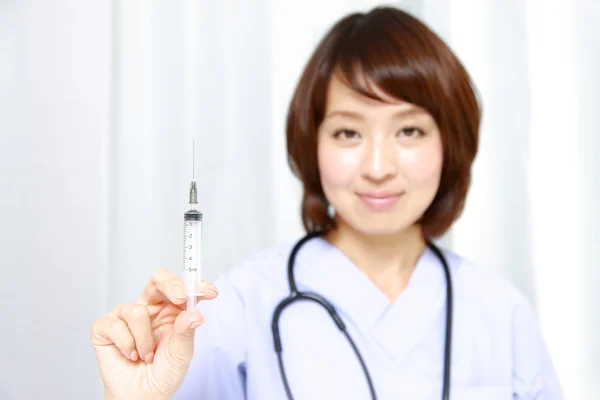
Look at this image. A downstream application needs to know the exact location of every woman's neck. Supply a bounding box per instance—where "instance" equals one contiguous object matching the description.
[325,223,426,302]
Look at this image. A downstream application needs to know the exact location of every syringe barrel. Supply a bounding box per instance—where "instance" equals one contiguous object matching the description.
[183,209,203,302]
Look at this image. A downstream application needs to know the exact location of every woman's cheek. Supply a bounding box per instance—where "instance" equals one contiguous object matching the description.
[398,146,443,184]
[319,146,360,188]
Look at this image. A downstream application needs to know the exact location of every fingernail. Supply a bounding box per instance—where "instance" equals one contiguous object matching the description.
[174,286,187,300]
[189,317,204,329]
[197,282,208,296]
[130,350,138,361]
[144,351,154,364]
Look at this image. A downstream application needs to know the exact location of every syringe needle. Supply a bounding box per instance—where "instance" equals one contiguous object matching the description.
[192,140,195,180]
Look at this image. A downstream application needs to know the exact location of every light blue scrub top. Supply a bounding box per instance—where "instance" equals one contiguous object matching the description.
[174,237,564,399]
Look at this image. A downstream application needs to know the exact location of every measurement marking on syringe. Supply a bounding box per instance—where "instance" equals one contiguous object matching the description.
[183,141,202,311]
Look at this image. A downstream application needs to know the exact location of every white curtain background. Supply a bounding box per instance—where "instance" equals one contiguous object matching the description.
[0,0,598,399]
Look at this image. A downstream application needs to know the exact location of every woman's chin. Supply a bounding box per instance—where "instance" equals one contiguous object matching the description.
[343,217,419,239]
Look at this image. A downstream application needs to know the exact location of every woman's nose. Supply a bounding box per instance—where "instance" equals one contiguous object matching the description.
[361,134,398,182]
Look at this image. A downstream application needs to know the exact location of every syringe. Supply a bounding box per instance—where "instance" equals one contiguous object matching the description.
[183,142,204,310]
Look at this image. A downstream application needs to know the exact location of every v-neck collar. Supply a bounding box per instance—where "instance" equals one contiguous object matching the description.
[293,237,444,325]
[293,236,448,365]
[293,237,389,329]
[370,243,447,365]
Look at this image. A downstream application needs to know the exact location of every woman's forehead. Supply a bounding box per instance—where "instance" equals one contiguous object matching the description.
[324,72,425,118]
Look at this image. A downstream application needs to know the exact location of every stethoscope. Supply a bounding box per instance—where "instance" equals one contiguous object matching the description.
[271,231,454,400]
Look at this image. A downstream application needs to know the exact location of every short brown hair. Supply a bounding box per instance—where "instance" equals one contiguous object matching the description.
[286,6,481,238]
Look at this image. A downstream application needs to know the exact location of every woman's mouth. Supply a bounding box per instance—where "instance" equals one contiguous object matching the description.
[356,192,403,211]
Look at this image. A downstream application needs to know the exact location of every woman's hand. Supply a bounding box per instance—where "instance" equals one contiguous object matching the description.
[91,268,218,400]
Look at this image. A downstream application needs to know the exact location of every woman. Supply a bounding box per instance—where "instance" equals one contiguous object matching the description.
[91,6,563,400]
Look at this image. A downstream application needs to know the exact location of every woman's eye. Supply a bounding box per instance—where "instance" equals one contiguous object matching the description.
[398,127,424,138]
[333,129,360,139]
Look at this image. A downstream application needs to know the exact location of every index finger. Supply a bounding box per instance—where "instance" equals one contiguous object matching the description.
[137,268,187,306]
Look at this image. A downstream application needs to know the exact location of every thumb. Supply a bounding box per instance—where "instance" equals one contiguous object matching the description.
[167,310,205,367]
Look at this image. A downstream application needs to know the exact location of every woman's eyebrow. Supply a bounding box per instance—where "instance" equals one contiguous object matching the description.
[391,108,428,120]
[323,107,426,122]
[323,110,364,121]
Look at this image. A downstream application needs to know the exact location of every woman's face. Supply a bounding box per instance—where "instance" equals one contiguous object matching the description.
[317,74,444,237]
